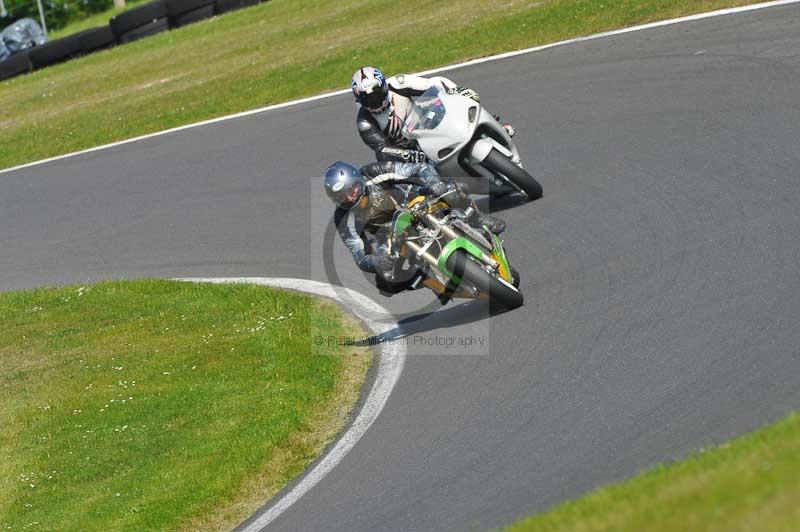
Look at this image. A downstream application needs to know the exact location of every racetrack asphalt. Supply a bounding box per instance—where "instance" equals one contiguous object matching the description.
[2,4,800,530]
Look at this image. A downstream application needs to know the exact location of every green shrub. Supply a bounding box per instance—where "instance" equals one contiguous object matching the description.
[2,0,115,33]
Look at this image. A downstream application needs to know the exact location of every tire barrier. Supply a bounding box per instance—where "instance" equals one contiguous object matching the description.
[215,0,261,15]
[165,0,217,28]
[110,1,170,44]
[0,0,270,82]
[29,34,83,69]
[77,26,117,54]
[0,50,31,81]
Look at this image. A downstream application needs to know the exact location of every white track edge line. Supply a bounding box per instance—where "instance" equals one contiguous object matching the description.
[175,277,405,531]
[2,0,798,176]
[416,0,800,78]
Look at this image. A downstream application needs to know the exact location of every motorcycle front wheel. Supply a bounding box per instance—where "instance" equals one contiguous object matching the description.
[446,249,523,311]
[482,149,543,201]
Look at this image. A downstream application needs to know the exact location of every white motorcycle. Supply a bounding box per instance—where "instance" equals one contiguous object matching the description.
[402,86,543,200]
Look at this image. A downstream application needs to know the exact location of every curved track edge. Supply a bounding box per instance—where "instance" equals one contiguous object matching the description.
[175,277,405,531]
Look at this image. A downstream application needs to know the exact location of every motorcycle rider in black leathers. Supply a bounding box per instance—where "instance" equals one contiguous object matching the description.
[351,66,515,164]
[324,160,506,298]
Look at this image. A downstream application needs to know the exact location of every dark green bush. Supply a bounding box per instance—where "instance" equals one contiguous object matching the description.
[1,0,115,32]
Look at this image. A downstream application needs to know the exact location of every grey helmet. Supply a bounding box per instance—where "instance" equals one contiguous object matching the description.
[324,161,366,209]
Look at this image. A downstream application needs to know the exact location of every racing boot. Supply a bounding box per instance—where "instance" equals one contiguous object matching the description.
[480,215,506,235]
[464,205,506,235]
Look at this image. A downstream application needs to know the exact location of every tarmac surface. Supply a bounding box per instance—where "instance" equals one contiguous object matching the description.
[3,4,800,530]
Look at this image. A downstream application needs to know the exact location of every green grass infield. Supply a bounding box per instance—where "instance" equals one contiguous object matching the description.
[506,412,800,532]
[0,279,371,531]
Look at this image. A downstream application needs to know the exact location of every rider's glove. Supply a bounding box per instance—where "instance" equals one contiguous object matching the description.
[405,150,427,164]
[428,181,450,197]
[494,114,516,138]
[449,86,480,102]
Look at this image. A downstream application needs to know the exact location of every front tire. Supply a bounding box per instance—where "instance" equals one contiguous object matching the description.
[482,149,543,201]
[447,250,523,311]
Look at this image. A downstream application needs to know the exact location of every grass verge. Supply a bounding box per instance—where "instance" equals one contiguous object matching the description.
[0,280,371,531]
[0,0,768,170]
[506,412,800,532]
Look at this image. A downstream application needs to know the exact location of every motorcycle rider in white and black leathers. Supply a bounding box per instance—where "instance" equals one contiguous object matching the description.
[324,160,505,297]
[352,66,515,164]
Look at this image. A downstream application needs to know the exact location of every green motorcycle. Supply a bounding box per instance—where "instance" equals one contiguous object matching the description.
[385,192,523,310]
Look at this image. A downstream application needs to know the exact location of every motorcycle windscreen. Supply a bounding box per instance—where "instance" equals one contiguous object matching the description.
[403,87,447,135]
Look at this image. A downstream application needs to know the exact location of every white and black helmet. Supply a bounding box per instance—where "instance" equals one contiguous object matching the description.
[351,66,389,113]
[324,161,366,209]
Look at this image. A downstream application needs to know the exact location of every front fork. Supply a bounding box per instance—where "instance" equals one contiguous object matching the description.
[403,239,481,299]
[404,216,499,280]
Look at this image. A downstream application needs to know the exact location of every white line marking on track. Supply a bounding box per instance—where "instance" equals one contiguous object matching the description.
[176,277,405,531]
[1,0,798,176]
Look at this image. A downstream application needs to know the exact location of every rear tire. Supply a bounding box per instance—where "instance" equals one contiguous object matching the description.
[482,149,543,201]
[447,250,523,311]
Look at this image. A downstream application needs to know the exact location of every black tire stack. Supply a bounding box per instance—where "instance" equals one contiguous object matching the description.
[76,26,117,54]
[0,0,270,82]
[0,50,32,81]
[215,0,261,14]
[110,0,170,44]
[29,33,83,69]
[166,0,217,28]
